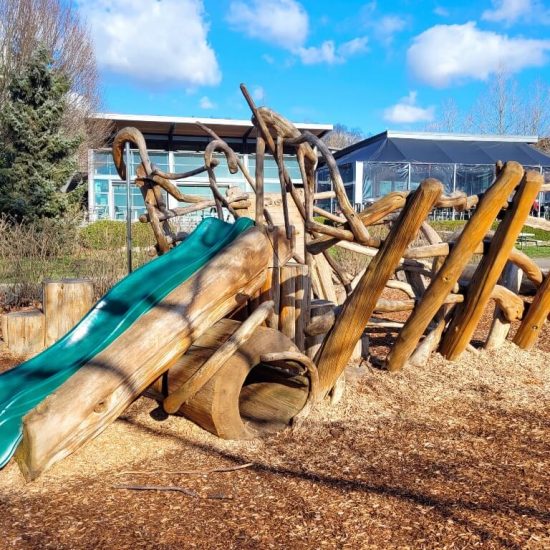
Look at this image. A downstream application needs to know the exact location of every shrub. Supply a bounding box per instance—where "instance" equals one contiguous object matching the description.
[79,220,155,250]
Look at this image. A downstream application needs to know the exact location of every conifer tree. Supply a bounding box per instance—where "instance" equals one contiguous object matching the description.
[0,47,81,221]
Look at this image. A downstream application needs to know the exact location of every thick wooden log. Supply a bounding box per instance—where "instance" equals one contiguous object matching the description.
[386,161,524,372]
[165,319,310,439]
[163,302,274,413]
[485,263,523,349]
[491,284,524,322]
[439,170,540,361]
[4,310,45,356]
[315,179,443,397]
[15,227,271,481]
[513,272,550,350]
[43,279,94,346]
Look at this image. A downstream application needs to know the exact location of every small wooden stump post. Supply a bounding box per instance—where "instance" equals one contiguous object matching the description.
[43,279,94,346]
[3,310,45,356]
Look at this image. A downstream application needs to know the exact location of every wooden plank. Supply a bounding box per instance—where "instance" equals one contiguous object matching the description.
[385,161,524,372]
[439,170,541,361]
[315,178,443,397]
[513,272,550,350]
[313,254,338,304]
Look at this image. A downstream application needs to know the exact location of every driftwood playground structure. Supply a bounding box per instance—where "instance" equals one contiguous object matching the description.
[2,85,550,481]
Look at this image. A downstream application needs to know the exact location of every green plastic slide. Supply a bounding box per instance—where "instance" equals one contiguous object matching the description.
[0,216,254,468]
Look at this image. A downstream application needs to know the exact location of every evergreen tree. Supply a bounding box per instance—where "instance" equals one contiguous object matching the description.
[0,46,81,221]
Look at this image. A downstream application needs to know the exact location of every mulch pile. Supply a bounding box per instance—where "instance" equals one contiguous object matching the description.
[0,301,549,549]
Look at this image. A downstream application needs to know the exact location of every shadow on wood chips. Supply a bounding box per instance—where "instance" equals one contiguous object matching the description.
[0,303,549,549]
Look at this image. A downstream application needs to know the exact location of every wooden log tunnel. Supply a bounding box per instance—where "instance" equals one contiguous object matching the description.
[158,319,316,439]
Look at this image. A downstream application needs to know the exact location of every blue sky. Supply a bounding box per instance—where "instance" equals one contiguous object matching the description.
[77,0,550,135]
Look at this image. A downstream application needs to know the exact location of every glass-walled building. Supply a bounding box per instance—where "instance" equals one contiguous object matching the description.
[317,131,550,215]
[88,113,332,226]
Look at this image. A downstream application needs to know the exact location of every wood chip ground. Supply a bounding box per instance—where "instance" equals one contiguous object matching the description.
[1,299,549,549]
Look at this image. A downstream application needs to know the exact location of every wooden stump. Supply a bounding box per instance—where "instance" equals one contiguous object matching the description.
[43,279,94,346]
[3,310,45,356]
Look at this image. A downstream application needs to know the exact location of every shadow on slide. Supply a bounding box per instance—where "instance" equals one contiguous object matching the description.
[0,216,254,468]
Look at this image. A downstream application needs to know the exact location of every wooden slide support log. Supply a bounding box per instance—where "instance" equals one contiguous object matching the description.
[15,227,271,481]
[1,313,9,346]
[163,301,275,414]
[3,310,45,356]
[485,263,523,349]
[513,271,550,350]
[43,279,94,346]
[385,161,524,372]
[315,178,443,397]
[439,170,541,361]
[161,319,312,439]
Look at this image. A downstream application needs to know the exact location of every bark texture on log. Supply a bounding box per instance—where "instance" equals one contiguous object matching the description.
[315,179,443,396]
[15,227,271,481]
[385,162,524,372]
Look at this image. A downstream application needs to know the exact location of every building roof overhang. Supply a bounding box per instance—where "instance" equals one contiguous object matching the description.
[91,113,333,140]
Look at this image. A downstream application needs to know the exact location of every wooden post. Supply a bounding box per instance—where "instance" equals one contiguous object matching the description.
[513,272,550,350]
[293,264,308,352]
[315,178,443,397]
[439,171,541,360]
[485,262,522,349]
[305,300,336,360]
[279,265,296,342]
[386,161,524,372]
[4,310,45,356]
[43,278,94,346]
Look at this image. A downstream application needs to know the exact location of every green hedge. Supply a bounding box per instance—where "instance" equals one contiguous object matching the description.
[79,220,155,250]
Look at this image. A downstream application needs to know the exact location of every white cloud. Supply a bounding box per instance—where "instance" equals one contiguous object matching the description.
[262,54,275,64]
[199,96,216,109]
[375,15,407,45]
[297,37,368,65]
[482,0,531,24]
[482,0,550,24]
[79,0,220,87]
[383,91,435,124]
[407,22,550,87]
[226,0,308,49]
[252,86,265,102]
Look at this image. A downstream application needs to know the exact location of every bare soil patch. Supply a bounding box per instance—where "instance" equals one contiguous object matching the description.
[0,304,549,549]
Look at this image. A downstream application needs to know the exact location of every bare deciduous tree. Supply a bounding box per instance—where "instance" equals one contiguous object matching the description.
[430,71,550,140]
[322,123,365,150]
[0,0,110,167]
